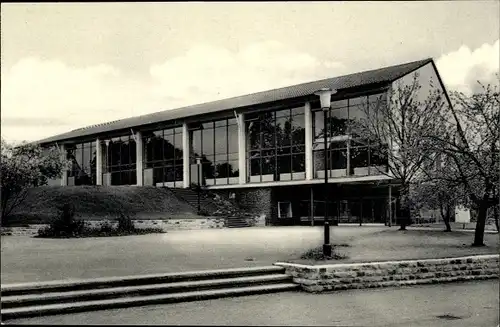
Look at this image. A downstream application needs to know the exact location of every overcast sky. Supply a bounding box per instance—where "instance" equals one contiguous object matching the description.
[1,2,499,144]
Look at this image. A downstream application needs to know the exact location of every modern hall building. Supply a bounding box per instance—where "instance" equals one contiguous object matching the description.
[37,58,452,226]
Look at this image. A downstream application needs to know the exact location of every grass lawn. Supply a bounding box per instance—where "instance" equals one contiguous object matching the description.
[5,186,197,225]
[1,226,498,284]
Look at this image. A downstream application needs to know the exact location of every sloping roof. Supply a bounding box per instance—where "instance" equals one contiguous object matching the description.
[37,57,433,145]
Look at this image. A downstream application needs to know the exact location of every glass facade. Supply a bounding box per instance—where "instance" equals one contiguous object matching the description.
[66,141,96,185]
[143,127,184,187]
[106,135,137,185]
[312,93,389,177]
[245,106,305,182]
[190,118,239,185]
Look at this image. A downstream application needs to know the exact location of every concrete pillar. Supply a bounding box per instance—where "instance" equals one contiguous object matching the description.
[96,138,102,185]
[304,102,313,180]
[237,113,247,184]
[182,122,190,188]
[60,144,68,186]
[136,131,143,186]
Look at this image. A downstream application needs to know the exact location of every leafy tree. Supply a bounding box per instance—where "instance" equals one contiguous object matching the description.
[0,139,69,224]
[352,73,448,230]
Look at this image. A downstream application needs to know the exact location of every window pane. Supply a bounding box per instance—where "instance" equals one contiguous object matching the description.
[202,128,214,156]
[202,162,215,179]
[275,108,290,118]
[130,139,137,164]
[227,124,238,154]
[313,111,325,139]
[228,118,237,126]
[174,132,183,160]
[330,148,347,170]
[214,127,227,155]
[277,155,291,173]
[351,146,369,168]
[228,160,239,178]
[331,99,348,109]
[163,133,175,160]
[261,156,275,175]
[291,106,304,116]
[192,130,202,158]
[292,153,305,172]
[247,121,260,150]
[291,115,305,145]
[215,162,229,178]
[349,96,369,122]
[250,158,261,176]
[329,107,348,136]
[215,119,227,128]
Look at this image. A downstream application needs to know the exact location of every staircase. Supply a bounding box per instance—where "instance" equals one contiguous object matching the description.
[168,188,254,228]
[1,266,298,321]
[226,216,252,228]
[168,188,219,214]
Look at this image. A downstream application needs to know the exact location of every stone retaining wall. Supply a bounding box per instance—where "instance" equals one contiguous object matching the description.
[275,254,499,292]
[0,217,227,236]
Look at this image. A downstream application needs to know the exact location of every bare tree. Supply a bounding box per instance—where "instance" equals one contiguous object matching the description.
[427,80,499,246]
[353,73,448,230]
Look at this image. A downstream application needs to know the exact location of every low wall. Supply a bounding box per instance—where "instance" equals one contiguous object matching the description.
[0,218,227,236]
[275,254,499,292]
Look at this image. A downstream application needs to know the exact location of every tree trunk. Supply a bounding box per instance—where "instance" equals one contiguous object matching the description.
[494,204,499,233]
[441,204,452,232]
[398,187,409,231]
[472,204,488,247]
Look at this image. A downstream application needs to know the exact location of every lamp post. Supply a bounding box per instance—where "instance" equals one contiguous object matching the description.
[195,156,203,214]
[315,87,337,257]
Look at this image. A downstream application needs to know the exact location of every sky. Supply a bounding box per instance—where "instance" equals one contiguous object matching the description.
[1,2,499,144]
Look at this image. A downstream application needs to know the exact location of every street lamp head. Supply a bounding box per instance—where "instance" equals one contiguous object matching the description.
[314,88,337,111]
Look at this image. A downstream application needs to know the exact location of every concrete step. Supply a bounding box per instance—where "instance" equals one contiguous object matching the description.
[1,266,286,296]
[1,274,291,309]
[1,283,299,321]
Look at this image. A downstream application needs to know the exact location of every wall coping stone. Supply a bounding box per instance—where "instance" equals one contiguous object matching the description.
[274,254,499,270]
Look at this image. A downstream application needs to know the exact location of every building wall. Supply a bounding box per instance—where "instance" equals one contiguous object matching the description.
[212,187,275,225]
[46,178,62,186]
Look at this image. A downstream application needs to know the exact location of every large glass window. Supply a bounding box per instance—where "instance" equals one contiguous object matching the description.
[190,118,239,185]
[105,135,137,185]
[245,106,305,182]
[66,141,96,185]
[312,92,389,178]
[144,127,183,187]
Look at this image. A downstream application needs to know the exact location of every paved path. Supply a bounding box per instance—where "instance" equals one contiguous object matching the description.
[2,226,498,284]
[6,280,499,326]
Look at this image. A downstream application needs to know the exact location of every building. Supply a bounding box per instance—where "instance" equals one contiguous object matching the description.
[37,58,452,226]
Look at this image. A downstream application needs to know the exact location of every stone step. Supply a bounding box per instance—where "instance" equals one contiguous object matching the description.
[1,274,292,309]
[1,266,286,296]
[1,283,299,321]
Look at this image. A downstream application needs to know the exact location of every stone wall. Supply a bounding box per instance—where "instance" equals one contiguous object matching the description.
[213,187,274,225]
[0,218,226,236]
[275,254,499,292]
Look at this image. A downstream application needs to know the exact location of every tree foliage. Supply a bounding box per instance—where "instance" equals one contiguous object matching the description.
[0,139,69,223]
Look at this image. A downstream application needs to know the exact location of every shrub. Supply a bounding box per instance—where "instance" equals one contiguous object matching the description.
[116,213,135,233]
[99,222,114,235]
[300,246,349,261]
[37,203,85,238]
